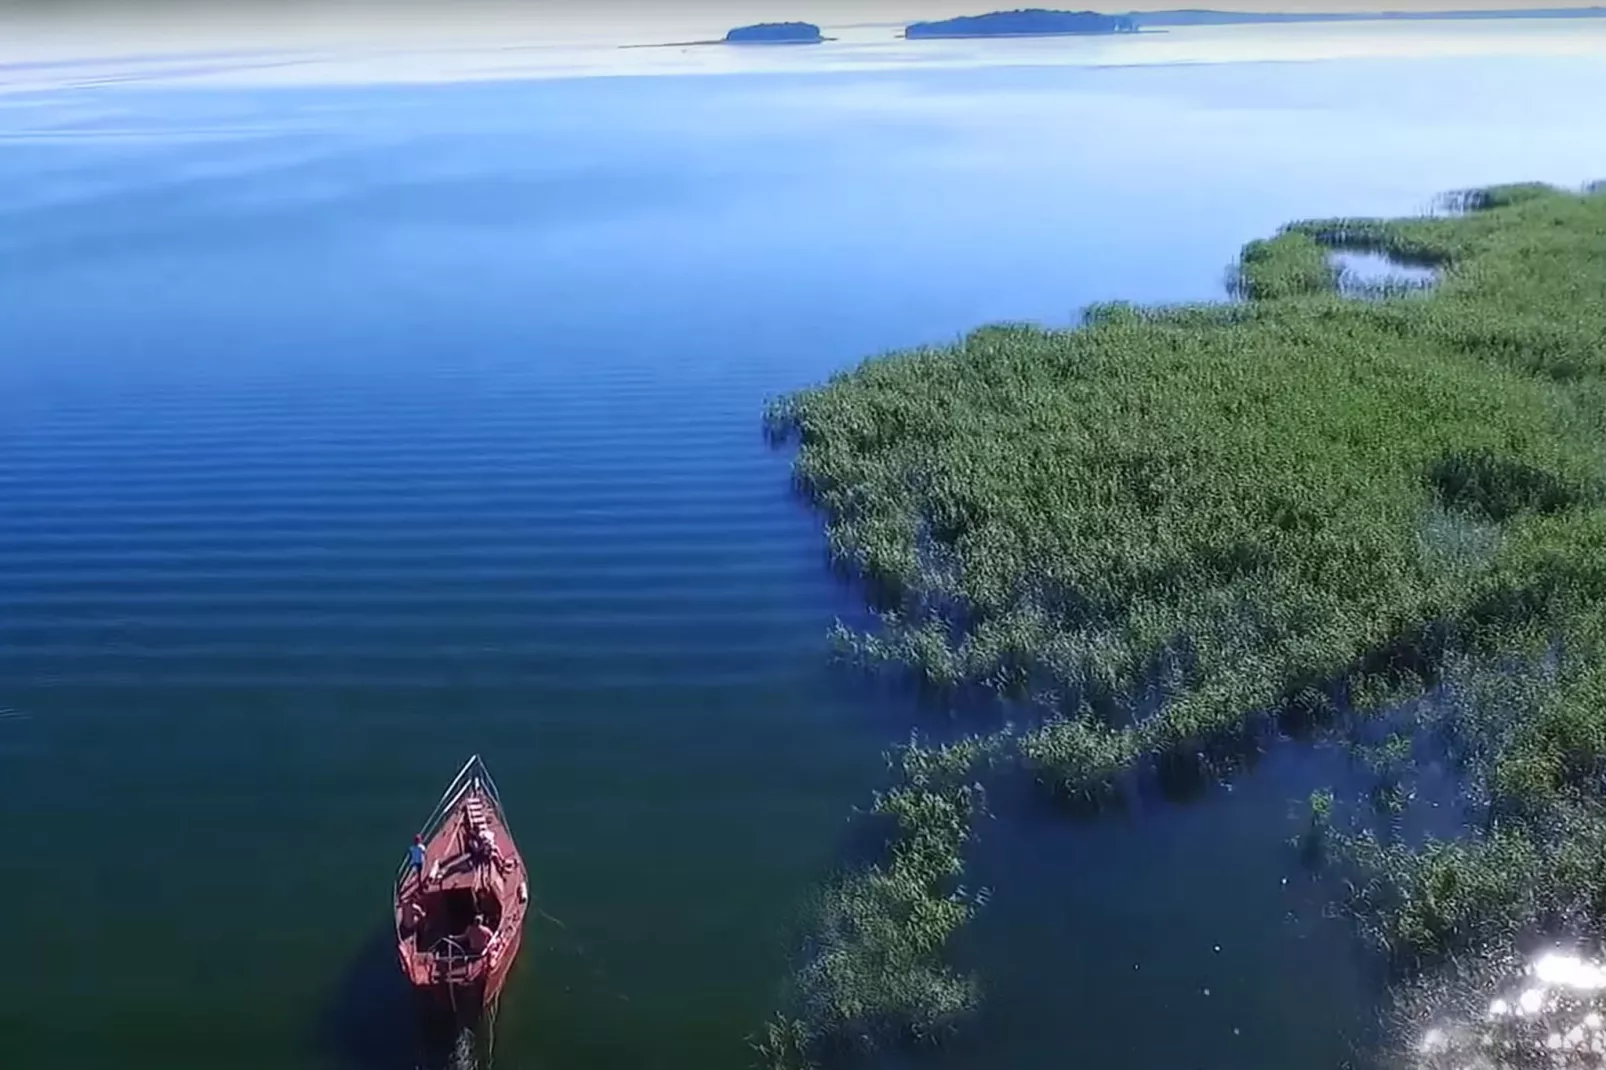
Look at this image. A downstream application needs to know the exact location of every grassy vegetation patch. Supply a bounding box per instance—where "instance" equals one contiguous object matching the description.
[761,182,1606,1062]
[767,183,1606,799]
[754,735,1002,1069]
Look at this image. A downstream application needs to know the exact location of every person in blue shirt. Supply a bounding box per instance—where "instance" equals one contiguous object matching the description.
[408,834,427,888]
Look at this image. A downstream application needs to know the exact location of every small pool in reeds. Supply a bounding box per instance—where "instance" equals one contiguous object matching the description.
[1330,248,1440,295]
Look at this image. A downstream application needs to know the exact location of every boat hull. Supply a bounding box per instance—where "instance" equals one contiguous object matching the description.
[393,756,528,1019]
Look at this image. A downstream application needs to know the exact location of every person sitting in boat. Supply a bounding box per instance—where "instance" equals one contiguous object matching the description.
[468,826,499,867]
[400,898,426,937]
[407,834,427,887]
[465,914,495,957]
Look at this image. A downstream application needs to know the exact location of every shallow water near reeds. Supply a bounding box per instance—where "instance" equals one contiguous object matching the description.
[2,26,1605,1070]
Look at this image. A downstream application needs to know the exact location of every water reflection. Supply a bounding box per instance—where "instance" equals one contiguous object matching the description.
[1414,951,1606,1069]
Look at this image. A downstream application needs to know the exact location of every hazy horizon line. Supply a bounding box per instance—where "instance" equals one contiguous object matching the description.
[3,0,1601,79]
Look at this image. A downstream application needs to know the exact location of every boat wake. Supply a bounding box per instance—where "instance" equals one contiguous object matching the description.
[445,1021,494,1070]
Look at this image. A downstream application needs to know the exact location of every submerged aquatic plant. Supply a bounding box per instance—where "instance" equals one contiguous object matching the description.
[1327,624,1606,973]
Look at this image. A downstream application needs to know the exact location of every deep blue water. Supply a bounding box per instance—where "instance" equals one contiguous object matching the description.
[1,48,1602,1070]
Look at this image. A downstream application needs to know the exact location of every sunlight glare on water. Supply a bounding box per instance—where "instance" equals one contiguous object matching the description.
[1415,951,1606,1069]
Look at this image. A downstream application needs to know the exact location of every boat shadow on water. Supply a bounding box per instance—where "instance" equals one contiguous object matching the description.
[320,926,498,1070]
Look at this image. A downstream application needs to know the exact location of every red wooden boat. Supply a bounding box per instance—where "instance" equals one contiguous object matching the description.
[394,755,528,1018]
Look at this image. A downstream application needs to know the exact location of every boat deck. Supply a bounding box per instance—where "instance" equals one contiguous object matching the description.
[401,803,520,902]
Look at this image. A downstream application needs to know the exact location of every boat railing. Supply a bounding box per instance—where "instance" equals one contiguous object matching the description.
[394,754,508,892]
[423,754,506,834]
[424,934,497,982]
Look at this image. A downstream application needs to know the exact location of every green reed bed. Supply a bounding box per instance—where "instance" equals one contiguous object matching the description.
[755,734,1000,1069]
[767,183,1606,801]
[760,183,1606,1061]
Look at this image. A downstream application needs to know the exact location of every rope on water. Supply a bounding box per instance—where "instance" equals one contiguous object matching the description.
[483,997,498,1069]
[528,894,633,1005]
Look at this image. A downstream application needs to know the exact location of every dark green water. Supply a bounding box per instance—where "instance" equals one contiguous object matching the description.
[1,51,1603,1070]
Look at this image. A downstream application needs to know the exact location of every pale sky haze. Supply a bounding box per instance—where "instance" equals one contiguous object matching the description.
[2,0,1601,78]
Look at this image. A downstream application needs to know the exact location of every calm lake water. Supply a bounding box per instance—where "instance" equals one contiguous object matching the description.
[1,28,1604,1070]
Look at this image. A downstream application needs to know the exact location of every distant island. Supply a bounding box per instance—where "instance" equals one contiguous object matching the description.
[628,7,1606,52]
[724,22,825,44]
[900,6,1606,38]
[905,9,1138,37]
[620,21,830,49]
